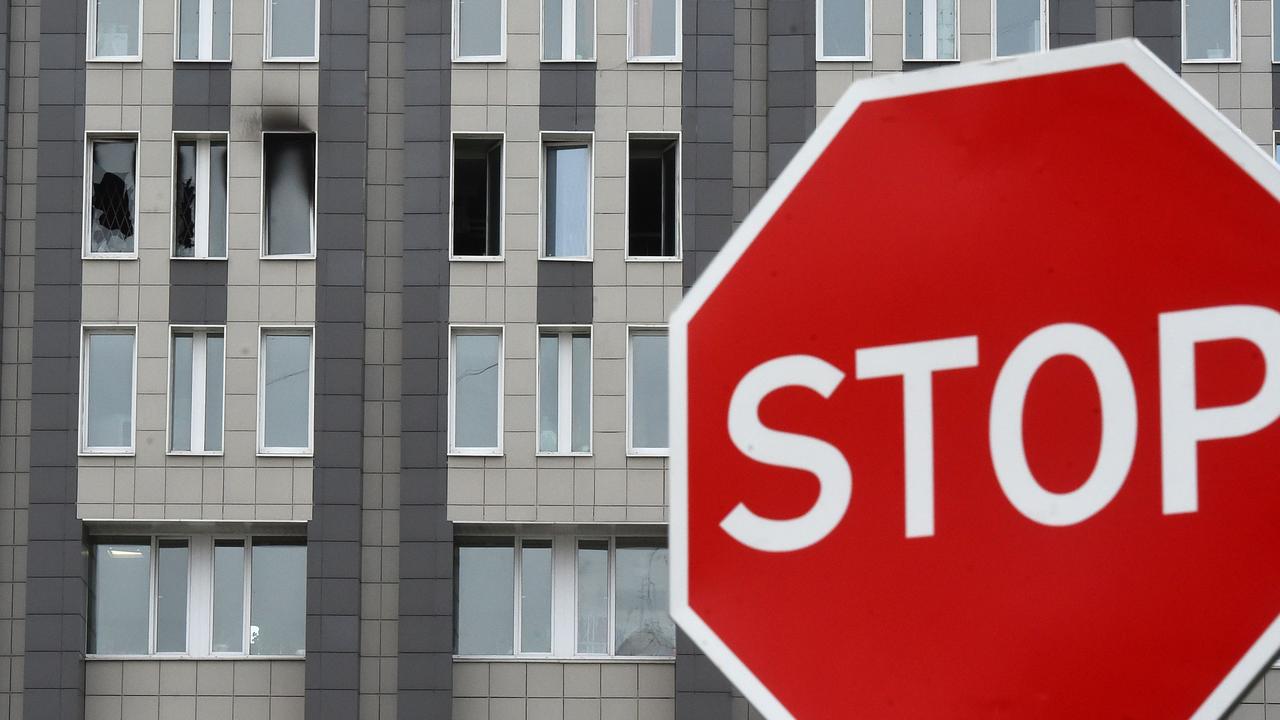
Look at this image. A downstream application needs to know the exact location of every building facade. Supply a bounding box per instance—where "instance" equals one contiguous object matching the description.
[0,0,1275,719]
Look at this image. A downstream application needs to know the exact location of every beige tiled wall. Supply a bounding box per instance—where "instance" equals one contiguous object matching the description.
[84,659,305,720]
[453,661,674,720]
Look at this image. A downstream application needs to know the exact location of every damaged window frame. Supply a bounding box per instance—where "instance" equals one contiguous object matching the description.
[260,130,318,260]
[263,0,320,62]
[84,133,141,260]
[451,132,505,261]
[172,132,230,260]
[625,132,681,261]
[88,0,144,62]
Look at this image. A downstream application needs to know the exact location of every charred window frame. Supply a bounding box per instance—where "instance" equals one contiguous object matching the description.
[85,135,139,258]
[174,134,229,259]
[452,135,504,259]
[626,135,679,259]
[261,132,317,259]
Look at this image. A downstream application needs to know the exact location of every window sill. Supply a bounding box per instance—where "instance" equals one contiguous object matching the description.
[627,449,670,458]
[450,255,505,262]
[627,57,681,64]
[535,451,593,458]
[83,253,139,261]
[171,255,228,262]
[541,57,598,63]
[454,56,507,64]
[453,655,674,664]
[539,256,593,262]
[167,450,224,457]
[80,449,136,457]
[87,654,305,661]
[87,56,142,63]
[625,255,682,263]
[903,57,960,63]
[817,56,871,63]
[174,58,233,64]
[1182,58,1241,65]
[448,449,505,457]
[260,253,317,261]
[257,450,314,458]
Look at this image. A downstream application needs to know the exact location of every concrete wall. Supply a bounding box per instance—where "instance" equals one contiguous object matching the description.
[84,659,305,720]
[453,662,674,720]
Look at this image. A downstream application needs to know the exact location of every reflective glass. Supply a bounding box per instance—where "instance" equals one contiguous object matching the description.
[571,334,591,452]
[85,331,135,449]
[459,0,503,57]
[576,540,609,654]
[455,539,515,655]
[90,540,151,654]
[250,539,306,656]
[454,333,501,449]
[96,0,140,57]
[205,334,224,452]
[213,540,245,653]
[89,140,137,254]
[821,0,867,57]
[995,0,1041,56]
[209,141,228,257]
[1185,0,1233,59]
[177,0,200,59]
[630,333,668,450]
[155,540,189,653]
[614,539,674,656]
[538,334,560,453]
[520,540,553,654]
[269,0,317,58]
[171,333,194,451]
[262,333,311,450]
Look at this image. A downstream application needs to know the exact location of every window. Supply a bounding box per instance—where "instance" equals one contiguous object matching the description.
[1274,132,1279,163]
[993,0,1046,57]
[455,0,506,60]
[262,133,316,257]
[627,136,679,258]
[81,327,136,454]
[90,0,142,60]
[538,329,591,454]
[629,0,679,60]
[452,135,503,258]
[905,0,957,60]
[454,534,675,658]
[174,135,229,258]
[265,0,318,60]
[89,535,306,657]
[1184,0,1237,61]
[628,328,668,454]
[543,138,592,259]
[176,0,231,61]
[544,0,595,60]
[818,0,870,60]
[1274,0,1280,62]
[450,328,503,454]
[259,328,314,455]
[85,136,138,257]
[170,327,225,454]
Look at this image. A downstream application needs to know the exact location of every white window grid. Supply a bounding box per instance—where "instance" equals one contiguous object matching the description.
[902,0,960,61]
[259,130,319,260]
[172,132,230,260]
[541,0,597,61]
[539,131,595,261]
[79,324,138,456]
[626,325,670,456]
[174,0,232,62]
[448,325,506,456]
[167,325,226,456]
[257,325,316,456]
[625,131,683,262]
[536,326,593,456]
[816,0,873,61]
[264,0,320,61]
[87,0,144,62]
[83,132,141,260]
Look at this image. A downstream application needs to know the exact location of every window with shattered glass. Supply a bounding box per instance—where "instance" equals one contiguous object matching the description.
[88,138,137,255]
[174,137,228,259]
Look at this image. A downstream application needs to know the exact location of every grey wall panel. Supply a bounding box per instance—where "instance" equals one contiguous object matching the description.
[765,0,814,183]
[1134,0,1180,70]
[169,262,228,326]
[172,66,232,132]
[1049,0,1098,47]
[539,64,596,132]
[536,261,593,325]
[23,0,86,718]
[398,0,454,715]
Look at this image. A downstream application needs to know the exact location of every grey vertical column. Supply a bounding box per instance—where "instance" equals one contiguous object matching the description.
[398,0,454,715]
[307,1,369,719]
[23,0,86,718]
[677,0,737,717]
[0,0,9,370]
[538,65,595,323]
[1049,0,1097,46]
[765,0,814,184]
[1133,0,1180,69]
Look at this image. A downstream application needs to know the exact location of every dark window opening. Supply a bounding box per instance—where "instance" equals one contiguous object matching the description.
[453,137,503,257]
[628,137,678,257]
[263,133,316,256]
[89,139,137,254]
[175,141,197,256]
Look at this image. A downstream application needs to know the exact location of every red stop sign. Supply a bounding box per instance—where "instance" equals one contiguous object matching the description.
[670,41,1280,719]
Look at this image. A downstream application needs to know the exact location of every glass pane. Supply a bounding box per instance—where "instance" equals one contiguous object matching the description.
[174,141,197,257]
[264,134,315,256]
[269,0,317,57]
[937,0,958,59]
[208,141,228,257]
[904,0,924,59]
[631,0,677,57]
[538,334,560,453]
[576,0,595,58]
[213,0,233,60]
[454,539,515,655]
[177,0,199,59]
[821,0,866,57]
[86,332,135,449]
[576,540,609,654]
[630,333,668,450]
[96,0,140,57]
[614,539,674,656]
[1186,0,1232,59]
[571,334,591,452]
[263,333,311,450]
[250,539,306,656]
[213,539,245,653]
[459,0,503,56]
[90,540,151,655]
[205,333,225,452]
[520,540,553,654]
[545,145,590,258]
[454,333,501,449]
[995,0,1041,56]
[155,540,189,653]
[90,140,136,254]
[543,0,564,59]
[171,333,194,452]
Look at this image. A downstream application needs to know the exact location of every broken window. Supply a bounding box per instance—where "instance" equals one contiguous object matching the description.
[174,136,228,258]
[262,133,316,257]
[543,141,591,259]
[92,0,141,59]
[87,138,137,256]
[177,0,232,61]
[453,136,503,257]
[627,137,679,258]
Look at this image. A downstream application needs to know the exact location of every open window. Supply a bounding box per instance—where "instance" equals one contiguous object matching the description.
[627,135,679,259]
[542,136,593,260]
[85,136,138,257]
[265,0,318,60]
[262,132,316,258]
[176,0,232,61]
[905,0,958,61]
[174,135,229,258]
[452,135,503,258]
[90,0,142,60]
[628,327,668,455]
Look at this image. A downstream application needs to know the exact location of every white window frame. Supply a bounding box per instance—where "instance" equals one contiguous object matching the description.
[172,132,231,260]
[264,0,320,62]
[453,0,508,62]
[539,131,595,261]
[625,131,683,262]
[1273,131,1280,163]
[1182,0,1240,63]
[79,324,138,456]
[902,0,960,62]
[167,325,226,456]
[257,325,316,457]
[83,132,141,260]
[448,325,506,456]
[449,131,507,262]
[536,326,593,456]
[991,0,1050,58]
[87,533,307,659]
[541,0,598,61]
[173,0,233,62]
[816,0,873,61]
[453,528,675,662]
[626,0,682,62]
[1274,0,1280,63]
[626,324,670,457]
[260,130,318,260]
[87,0,144,62]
